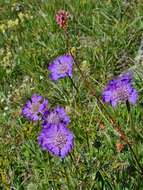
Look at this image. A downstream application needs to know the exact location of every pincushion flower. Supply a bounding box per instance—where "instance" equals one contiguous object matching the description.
[48,54,74,81]
[38,124,74,158]
[102,73,138,107]
[56,10,69,30]
[22,94,48,121]
[42,106,70,128]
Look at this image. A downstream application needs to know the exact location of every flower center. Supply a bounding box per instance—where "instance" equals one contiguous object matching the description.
[31,103,40,113]
[61,15,66,21]
[54,133,67,149]
[58,63,68,74]
[113,86,129,102]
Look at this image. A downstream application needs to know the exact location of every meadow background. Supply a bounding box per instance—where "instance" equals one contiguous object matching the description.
[1,0,143,189]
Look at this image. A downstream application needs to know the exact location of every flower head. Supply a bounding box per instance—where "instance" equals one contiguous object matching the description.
[102,73,138,107]
[48,54,73,81]
[22,94,48,121]
[38,124,74,158]
[42,106,70,128]
[56,10,69,30]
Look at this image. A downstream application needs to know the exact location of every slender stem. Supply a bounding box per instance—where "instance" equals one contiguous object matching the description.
[71,55,96,96]
[70,152,78,171]
[127,143,143,175]
[126,100,131,113]
[64,29,70,50]
[48,155,56,189]
[127,102,136,140]
[85,129,91,154]
[126,101,142,173]
[68,75,79,93]
[62,159,72,190]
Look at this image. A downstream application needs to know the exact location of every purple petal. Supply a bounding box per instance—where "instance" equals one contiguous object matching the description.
[22,94,48,121]
[129,89,138,105]
[31,94,43,103]
[111,99,118,107]
[39,100,48,113]
[38,124,74,158]
[102,72,137,107]
[120,72,132,83]
[102,90,112,103]
[48,54,73,81]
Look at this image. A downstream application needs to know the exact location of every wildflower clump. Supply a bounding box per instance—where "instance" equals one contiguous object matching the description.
[18,12,33,23]
[0,47,15,73]
[0,19,19,34]
[0,24,6,33]
[22,93,74,158]
[7,19,19,28]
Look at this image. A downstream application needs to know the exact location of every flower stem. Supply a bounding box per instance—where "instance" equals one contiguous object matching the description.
[126,100,131,112]
[64,29,70,50]
[68,75,79,93]
[48,155,56,189]
[126,101,141,172]
[62,159,72,190]
[127,143,143,175]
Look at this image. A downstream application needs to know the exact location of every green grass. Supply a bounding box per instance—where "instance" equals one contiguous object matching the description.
[1,0,143,189]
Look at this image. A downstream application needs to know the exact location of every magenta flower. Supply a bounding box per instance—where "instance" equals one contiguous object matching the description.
[102,73,138,107]
[42,106,70,128]
[38,124,74,158]
[48,54,74,81]
[56,10,69,30]
[22,94,48,121]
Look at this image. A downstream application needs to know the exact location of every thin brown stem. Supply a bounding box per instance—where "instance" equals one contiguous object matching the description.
[64,29,70,50]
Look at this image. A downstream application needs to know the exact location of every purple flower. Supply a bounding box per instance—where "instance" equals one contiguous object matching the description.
[38,124,74,158]
[22,94,48,121]
[102,73,138,107]
[42,106,70,128]
[48,54,74,80]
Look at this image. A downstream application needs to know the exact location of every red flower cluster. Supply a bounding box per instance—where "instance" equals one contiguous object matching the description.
[56,10,69,30]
